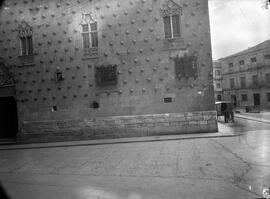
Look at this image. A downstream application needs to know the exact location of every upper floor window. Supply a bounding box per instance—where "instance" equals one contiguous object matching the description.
[239,60,245,65]
[161,0,182,39]
[240,76,246,88]
[252,75,258,86]
[264,54,270,60]
[229,62,233,67]
[81,22,98,48]
[174,54,198,80]
[241,94,248,101]
[215,70,221,76]
[17,21,33,56]
[230,78,235,89]
[250,57,257,63]
[80,12,98,49]
[163,15,180,39]
[20,36,33,56]
[216,83,221,89]
[95,65,117,86]
[265,73,270,84]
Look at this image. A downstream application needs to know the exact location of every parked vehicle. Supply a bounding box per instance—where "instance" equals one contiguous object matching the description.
[215,101,234,123]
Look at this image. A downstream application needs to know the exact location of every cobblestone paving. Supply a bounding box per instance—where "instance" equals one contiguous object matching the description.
[0,120,270,199]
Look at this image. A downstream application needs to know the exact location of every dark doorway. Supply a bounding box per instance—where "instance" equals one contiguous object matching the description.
[253,93,260,106]
[0,97,18,139]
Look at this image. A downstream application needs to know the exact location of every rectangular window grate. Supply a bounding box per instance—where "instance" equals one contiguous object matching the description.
[95,65,117,86]
[164,97,172,103]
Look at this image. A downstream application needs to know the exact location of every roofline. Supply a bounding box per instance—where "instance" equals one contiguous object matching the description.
[218,40,270,61]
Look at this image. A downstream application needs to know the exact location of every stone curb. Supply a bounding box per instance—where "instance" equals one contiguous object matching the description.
[0,132,238,151]
[235,114,270,124]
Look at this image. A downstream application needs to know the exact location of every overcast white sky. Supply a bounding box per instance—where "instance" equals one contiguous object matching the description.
[208,0,270,60]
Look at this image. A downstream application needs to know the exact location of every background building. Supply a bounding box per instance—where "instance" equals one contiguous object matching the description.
[213,60,222,101]
[0,0,217,142]
[221,40,270,110]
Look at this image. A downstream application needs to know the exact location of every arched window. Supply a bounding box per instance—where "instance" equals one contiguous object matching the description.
[161,0,182,39]
[80,12,98,49]
[17,21,33,56]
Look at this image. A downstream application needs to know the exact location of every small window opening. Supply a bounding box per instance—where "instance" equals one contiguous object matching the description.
[52,106,57,112]
[164,97,172,103]
[91,101,99,109]
[55,67,64,82]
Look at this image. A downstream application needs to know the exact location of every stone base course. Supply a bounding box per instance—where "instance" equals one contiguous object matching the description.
[18,111,218,143]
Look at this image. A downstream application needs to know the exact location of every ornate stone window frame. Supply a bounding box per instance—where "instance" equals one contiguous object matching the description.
[17,21,33,57]
[160,0,182,40]
[0,58,15,87]
[80,12,99,59]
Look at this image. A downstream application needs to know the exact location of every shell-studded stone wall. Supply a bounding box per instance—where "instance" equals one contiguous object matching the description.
[0,0,215,122]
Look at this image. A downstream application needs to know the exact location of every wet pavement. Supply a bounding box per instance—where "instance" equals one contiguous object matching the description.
[0,118,270,199]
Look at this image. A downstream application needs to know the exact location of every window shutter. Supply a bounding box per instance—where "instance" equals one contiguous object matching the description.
[163,16,171,38]
[91,32,98,47]
[27,36,33,55]
[21,37,27,55]
[82,24,89,32]
[172,15,180,37]
[90,22,97,31]
[82,33,90,49]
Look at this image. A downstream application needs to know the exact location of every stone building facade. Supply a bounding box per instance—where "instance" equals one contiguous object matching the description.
[221,40,270,109]
[0,0,217,142]
[213,60,222,101]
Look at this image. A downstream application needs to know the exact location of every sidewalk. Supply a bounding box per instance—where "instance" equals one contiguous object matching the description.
[0,129,237,150]
[235,110,270,124]
[2,111,270,150]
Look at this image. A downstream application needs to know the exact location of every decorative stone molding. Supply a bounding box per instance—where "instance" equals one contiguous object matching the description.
[80,12,99,59]
[18,55,35,67]
[0,58,15,87]
[83,47,99,59]
[17,21,33,37]
[160,0,182,17]
[80,12,97,25]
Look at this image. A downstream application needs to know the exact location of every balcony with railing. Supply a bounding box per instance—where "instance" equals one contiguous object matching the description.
[213,75,223,80]
[223,61,270,75]
[223,80,270,91]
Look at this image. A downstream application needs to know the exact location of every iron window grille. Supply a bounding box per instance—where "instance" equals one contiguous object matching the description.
[95,65,117,86]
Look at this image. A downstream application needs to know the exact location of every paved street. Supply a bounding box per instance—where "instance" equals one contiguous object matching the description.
[0,118,270,199]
